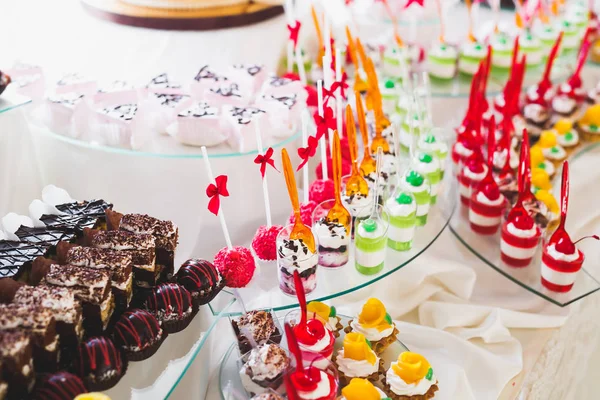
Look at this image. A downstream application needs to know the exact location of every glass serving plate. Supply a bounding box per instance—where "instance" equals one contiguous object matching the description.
[449,143,600,307]
[0,86,32,115]
[208,165,457,316]
[215,312,409,400]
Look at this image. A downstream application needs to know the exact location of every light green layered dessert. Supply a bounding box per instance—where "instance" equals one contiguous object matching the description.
[427,43,458,80]
[383,45,410,81]
[417,133,448,176]
[489,32,513,69]
[413,152,442,204]
[355,218,388,275]
[380,79,400,115]
[559,19,581,51]
[384,192,417,251]
[519,30,543,66]
[399,113,423,153]
[535,23,561,54]
[458,41,487,75]
[400,170,431,226]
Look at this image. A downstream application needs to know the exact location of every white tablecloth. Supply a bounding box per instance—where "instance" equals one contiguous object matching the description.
[3,1,600,399]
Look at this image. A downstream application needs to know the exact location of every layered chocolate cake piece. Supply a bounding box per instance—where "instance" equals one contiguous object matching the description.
[35,261,114,336]
[0,303,59,373]
[231,310,282,355]
[0,240,50,281]
[0,331,35,398]
[57,242,133,310]
[12,285,83,349]
[105,210,178,281]
[36,199,112,234]
[83,228,159,289]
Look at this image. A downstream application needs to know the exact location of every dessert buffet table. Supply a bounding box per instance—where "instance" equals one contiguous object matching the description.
[3,1,600,399]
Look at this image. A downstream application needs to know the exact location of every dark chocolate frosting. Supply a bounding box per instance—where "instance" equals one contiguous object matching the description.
[176,259,221,294]
[0,240,49,278]
[33,371,87,400]
[40,199,112,233]
[75,337,124,384]
[113,309,163,351]
[15,226,76,248]
[144,283,192,320]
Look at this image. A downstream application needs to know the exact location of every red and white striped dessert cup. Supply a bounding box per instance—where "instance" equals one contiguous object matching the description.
[500,222,542,267]
[540,243,584,293]
[459,163,488,206]
[469,189,506,234]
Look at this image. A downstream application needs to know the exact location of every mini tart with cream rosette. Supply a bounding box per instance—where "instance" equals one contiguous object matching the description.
[553,119,580,155]
[537,131,567,168]
[334,332,384,387]
[306,301,343,337]
[530,145,555,178]
[382,352,439,400]
[344,298,399,355]
[576,104,600,142]
[341,378,391,400]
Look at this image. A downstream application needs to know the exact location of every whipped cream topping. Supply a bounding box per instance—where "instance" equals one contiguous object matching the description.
[385,197,416,217]
[335,348,380,377]
[475,191,504,206]
[350,319,395,341]
[313,220,349,250]
[507,222,539,238]
[296,370,332,400]
[299,330,333,353]
[386,363,437,396]
[277,239,316,273]
[546,243,581,262]
[244,344,290,381]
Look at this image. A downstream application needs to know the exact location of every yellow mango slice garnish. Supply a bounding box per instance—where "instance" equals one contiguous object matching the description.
[358,298,387,328]
[307,301,330,322]
[391,352,431,384]
[535,189,560,214]
[341,378,382,400]
[531,168,552,190]
[538,131,557,148]
[530,146,545,167]
[554,119,573,135]
[343,333,377,364]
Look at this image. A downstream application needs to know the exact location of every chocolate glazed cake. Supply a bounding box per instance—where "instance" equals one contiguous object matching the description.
[144,283,193,334]
[106,210,178,282]
[176,259,224,310]
[113,309,166,361]
[32,371,87,400]
[0,240,50,281]
[74,336,126,391]
[38,199,112,234]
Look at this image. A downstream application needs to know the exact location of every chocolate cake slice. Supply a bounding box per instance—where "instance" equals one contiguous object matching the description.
[0,331,35,398]
[0,240,50,281]
[57,242,133,311]
[36,261,114,337]
[12,285,83,350]
[38,199,112,234]
[231,310,282,356]
[84,228,159,289]
[0,303,59,373]
[106,210,178,281]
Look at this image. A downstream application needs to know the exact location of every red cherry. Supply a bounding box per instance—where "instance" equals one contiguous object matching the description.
[290,367,322,391]
[512,212,534,230]
[551,229,576,255]
[294,318,326,346]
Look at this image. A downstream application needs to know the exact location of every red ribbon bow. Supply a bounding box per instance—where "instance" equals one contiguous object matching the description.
[297,136,319,171]
[206,175,229,216]
[331,72,349,99]
[314,106,336,140]
[254,147,278,178]
[287,20,302,49]
[404,0,424,8]
[321,85,336,106]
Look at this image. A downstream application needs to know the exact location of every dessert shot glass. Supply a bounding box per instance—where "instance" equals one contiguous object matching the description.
[354,204,390,276]
[276,225,318,296]
[312,200,352,268]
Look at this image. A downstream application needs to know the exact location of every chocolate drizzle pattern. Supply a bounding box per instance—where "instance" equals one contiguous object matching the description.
[100,104,138,121]
[40,199,112,233]
[210,83,242,98]
[144,283,191,320]
[268,76,292,87]
[194,65,227,83]
[233,64,263,76]
[153,93,188,108]
[33,371,87,400]
[264,94,297,109]
[147,73,181,89]
[178,102,218,118]
[15,226,76,248]
[229,106,265,125]
[0,240,49,278]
